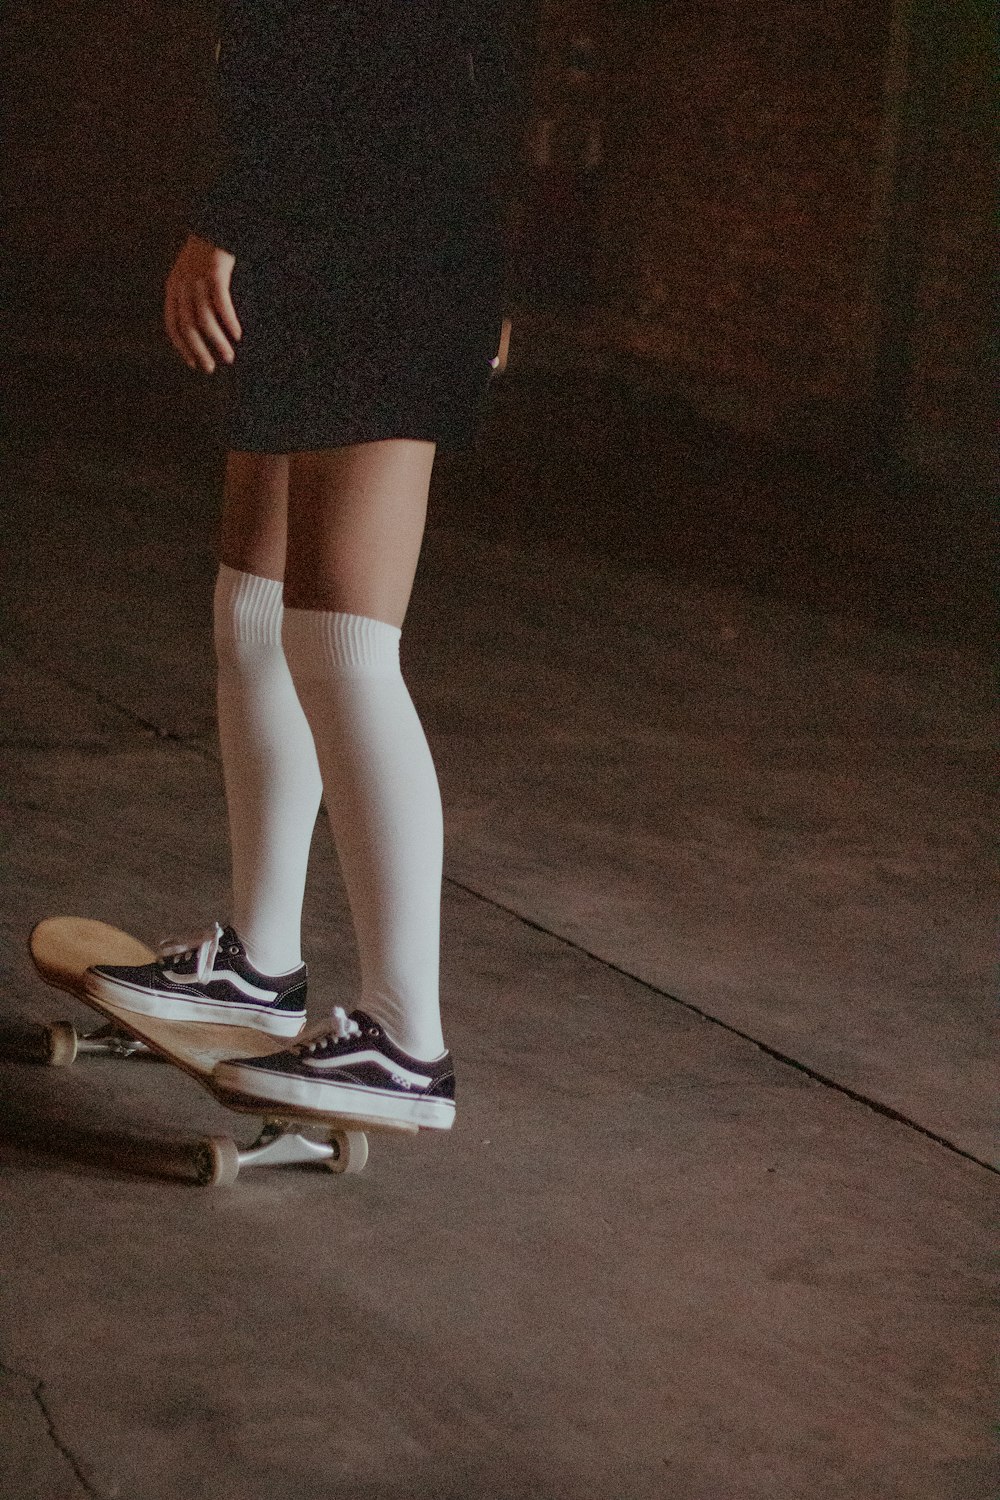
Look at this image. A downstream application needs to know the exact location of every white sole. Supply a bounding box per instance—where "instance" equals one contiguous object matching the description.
[212,1062,456,1130]
[85,973,305,1038]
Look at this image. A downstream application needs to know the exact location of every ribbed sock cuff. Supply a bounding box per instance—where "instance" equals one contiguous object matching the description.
[282,608,402,673]
[215,564,284,647]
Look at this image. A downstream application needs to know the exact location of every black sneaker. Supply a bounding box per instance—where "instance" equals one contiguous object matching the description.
[212,1007,456,1129]
[86,922,307,1038]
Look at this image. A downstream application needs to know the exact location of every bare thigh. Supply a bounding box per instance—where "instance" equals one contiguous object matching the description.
[285,440,436,627]
[219,440,436,628]
[219,451,289,583]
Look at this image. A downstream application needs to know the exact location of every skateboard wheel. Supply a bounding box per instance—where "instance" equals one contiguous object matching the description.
[193,1135,240,1188]
[324,1130,368,1175]
[45,1022,78,1067]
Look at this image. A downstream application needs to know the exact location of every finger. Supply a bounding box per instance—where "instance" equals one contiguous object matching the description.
[194,293,236,364]
[497,316,512,373]
[212,276,242,344]
[164,282,197,369]
[179,285,217,373]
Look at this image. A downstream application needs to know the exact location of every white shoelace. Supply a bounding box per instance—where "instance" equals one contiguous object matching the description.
[295,1005,361,1055]
[156,921,225,982]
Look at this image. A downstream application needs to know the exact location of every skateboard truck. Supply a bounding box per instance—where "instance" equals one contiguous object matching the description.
[62,1020,155,1064]
[4,1019,155,1068]
[194,1118,370,1187]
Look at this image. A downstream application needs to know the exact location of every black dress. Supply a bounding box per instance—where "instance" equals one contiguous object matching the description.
[188,0,524,454]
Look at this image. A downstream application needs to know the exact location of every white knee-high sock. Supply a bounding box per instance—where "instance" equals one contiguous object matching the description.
[214,565,323,972]
[281,608,446,1059]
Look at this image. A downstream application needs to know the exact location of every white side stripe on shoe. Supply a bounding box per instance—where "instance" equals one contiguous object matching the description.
[162,967,280,1003]
[302,1049,434,1089]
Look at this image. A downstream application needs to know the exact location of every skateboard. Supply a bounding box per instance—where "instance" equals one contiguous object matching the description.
[18,916,418,1187]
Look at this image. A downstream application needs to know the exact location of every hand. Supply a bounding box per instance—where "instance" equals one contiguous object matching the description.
[164,234,242,373]
[492,316,512,375]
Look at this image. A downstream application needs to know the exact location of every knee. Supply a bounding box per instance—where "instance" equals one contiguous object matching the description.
[214,563,285,665]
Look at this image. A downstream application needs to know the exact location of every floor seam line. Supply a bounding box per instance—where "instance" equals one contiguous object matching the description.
[445,876,998,1176]
[0,1355,104,1498]
[32,1380,107,1498]
[11,648,207,747]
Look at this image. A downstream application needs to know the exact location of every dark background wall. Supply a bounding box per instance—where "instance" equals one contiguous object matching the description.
[518,0,994,482]
[901,5,994,482]
[4,0,995,487]
[5,0,219,344]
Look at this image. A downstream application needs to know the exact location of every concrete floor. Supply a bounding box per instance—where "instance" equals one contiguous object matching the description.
[0,357,996,1499]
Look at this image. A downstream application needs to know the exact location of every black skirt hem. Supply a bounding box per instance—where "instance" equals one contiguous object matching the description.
[221,384,493,457]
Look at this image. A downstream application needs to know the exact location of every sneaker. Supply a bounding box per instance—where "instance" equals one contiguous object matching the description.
[212,1006,456,1129]
[85,922,307,1037]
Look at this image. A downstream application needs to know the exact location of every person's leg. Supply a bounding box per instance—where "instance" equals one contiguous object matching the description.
[282,440,435,625]
[218,450,289,582]
[212,437,455,1128]
[88,451,323,1034]
[214,452,323,972]
[278,440,446,1058]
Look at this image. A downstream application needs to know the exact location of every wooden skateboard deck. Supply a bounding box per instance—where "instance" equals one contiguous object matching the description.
[24,916,417,1186]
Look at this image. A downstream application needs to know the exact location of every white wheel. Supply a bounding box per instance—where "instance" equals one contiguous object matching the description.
[193,1135,240,1188]
[45,1022,78,1067]
[323,1130,368,1175]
